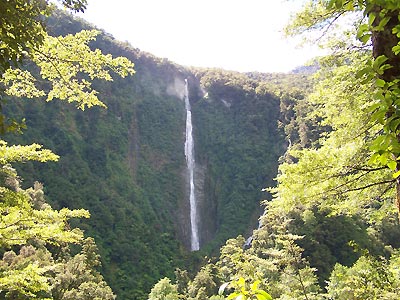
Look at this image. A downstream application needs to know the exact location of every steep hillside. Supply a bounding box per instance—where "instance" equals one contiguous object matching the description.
[189,69,286,249]
[3,11,294,299]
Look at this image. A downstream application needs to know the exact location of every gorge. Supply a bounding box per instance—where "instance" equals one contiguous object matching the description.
[2,11,300,300]
[4,2,400,299]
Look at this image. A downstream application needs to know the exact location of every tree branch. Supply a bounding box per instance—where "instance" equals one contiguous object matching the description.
[341,179,395,193]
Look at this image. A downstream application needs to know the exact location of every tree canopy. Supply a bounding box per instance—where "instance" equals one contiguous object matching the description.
[0,0,134,133]
[0,0,87,73]
[0,1,135,298]
[148,1,400,299]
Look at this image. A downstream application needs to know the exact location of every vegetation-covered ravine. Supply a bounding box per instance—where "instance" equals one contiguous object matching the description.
[1,1,400,300]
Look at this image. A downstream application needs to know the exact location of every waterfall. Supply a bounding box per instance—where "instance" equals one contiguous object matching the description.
[184,79,200,251]
[244,214,264,248]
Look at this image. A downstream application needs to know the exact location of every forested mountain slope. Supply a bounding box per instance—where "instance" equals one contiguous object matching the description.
[148,48,400,300]
[149,1,400,299]
[2,11,299,299]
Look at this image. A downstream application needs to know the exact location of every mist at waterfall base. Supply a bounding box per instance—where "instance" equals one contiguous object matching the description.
[184,79,200,251]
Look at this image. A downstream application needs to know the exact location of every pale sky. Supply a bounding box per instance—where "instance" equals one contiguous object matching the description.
[76,0,321,73]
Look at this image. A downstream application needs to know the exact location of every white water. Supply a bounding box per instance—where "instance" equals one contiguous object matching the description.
[184,79,200,251]
[244,214,264,248]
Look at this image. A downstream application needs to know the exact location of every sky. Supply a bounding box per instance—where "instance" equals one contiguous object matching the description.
[75,0,322,73]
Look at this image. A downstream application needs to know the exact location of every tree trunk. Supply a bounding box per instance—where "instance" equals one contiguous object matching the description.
[372,8,400,81]
[371,6,400,216]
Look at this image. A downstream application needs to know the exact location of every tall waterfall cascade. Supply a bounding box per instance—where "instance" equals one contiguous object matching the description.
[184,79,200,251]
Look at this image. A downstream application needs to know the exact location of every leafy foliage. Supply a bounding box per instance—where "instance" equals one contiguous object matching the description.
[1,30,134,110]
[286,0,400,211]
[0,0,87,73]
[148,278,180,300]
[218,277,272,300]
[0,2,136,299]
[326,253,400,299]
[150,2,400,300]
[3,11,294,299]
[1,11,189,300]
[14,2,400,300]
[0,163,115,299]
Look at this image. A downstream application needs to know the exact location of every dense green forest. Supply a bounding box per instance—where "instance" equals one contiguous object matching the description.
[147,1,400,300]
[2,1,400,300]
[0,2,295,299]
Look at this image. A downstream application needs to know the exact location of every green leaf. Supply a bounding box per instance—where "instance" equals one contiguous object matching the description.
[376,78,386,87]
[375,16,391,31]
[250,281,260,291]
[227,292,240,300]
[256,290,273,300]
[368,153,381,165]
[373,55,388,70]
[335,0,344,9]
[393,169,400,178]
[379,152,389,165]
[393,44,400,55]
[368,13,376,26]
[256,292,272,300]
[378,64,393,75]
[374,91,385,101]
[327,0,336,9]
[344,1,354,10]
[389,117,400,131]
[238,277,246,286]
[387,160,397,170]
[393,25,400,36]
[359,33,371,44]
[371,108,387,124]
[355,65,372,78]
[357,24,369,39]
